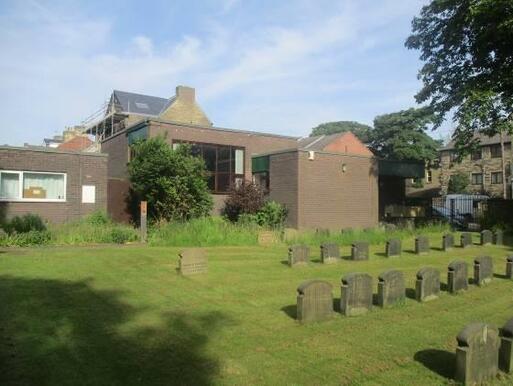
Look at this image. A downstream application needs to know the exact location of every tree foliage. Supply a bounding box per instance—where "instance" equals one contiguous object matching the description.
[370,107,442,162]
[447,172,470,194]
[309,121,372,142]
[406,0,513,154]
[223,181,266,222]
[127,136,213,222]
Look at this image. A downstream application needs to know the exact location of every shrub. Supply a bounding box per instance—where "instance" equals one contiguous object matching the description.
[110,227,135,244]
[448,172,469,194]
[128,136,213,222]
[86,211,111,225]
[254,201,287,228]
[223,182,266,222]
[3,214,46,234]
[0,230,51,247]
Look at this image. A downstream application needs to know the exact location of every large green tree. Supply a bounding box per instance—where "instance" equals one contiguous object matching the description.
[370,107,442,162]
[309,121,372,142]
[406,0,513,148]
[128,136,213,222]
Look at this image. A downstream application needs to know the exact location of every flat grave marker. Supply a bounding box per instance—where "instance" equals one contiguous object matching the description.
[442,233,454,251]
[288,245,310,267]
[351,241,369,261]
[386,238,401,257]
[320,243,340,264]
[506,255,513,279]
[415,235,430,255]
[494,229,503,246]
[178,248,208,275]
[500,318,513,373]
[461,233,473,248]
[480,230,493,245]
[474,256,493,286]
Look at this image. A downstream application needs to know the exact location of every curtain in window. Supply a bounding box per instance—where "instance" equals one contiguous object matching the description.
[23,173,65,199]
[0,173,20,199]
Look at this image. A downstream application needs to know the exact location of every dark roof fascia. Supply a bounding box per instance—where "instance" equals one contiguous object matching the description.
[252,147,376,160]
[125,117,300,140]
[0,145,107,157]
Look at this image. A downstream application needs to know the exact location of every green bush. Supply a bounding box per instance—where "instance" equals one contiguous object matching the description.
[448,172,469,194]
[3,214,46,234]
[50,220,139,245]
[110,227,135,244]
[0,230,51,247]
[86,211,111,225]
[254,201,287,228]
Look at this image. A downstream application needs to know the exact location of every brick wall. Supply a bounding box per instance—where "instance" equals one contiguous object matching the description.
[0,147,107,223]
[269,150,379,230]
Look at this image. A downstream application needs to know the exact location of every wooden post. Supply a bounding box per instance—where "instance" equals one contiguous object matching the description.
[140,201,147,243]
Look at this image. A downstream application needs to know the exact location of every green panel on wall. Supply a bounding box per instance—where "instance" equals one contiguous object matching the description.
[378,160,424,178]
[127,126,148,145]
[252,156,269,173]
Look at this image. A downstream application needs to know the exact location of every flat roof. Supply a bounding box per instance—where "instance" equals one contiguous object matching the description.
[0,145,107,157]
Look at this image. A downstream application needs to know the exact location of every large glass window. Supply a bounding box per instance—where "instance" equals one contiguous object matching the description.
[172,141,245,194]
[0,171,66,201]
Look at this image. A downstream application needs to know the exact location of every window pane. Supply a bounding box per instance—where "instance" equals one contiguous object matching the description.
[0,172,20,199]
[23,173,65,199]
[218,146,230,162]
[202,146,216,172]
[235,149,244,174]
[216,173,231,193]
[206,174,215,191]
[217,160,230,172]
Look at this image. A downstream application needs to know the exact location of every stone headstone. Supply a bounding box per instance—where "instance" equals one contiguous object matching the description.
[506,255,513,279]
[178,248,208,275]
[415,267,440,302]
[481,230,493,245]
[288,245,310,267]
[455,323,500,385]
[351,241,369,261]
[494,230,503,246]
[461,233,473,248]
[258,231,278,246]
[386,238,401,257]
[447,260,468,293]
[283,228,299,242]
[499,318,513,373]
[377,270,405,307]
[442,233,454,251]
[474,256,493,286]
[296,280,333,323]
[320,243,340,264]
[415,235,430,255]
[340,273,373,316]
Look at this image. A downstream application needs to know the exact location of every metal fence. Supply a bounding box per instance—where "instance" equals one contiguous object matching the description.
[430,195,489,227]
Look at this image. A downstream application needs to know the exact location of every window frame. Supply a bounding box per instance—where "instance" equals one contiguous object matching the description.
[490,144,502,158]
[491,172,503,185]
[471,173,483,185]
[471,149,482,161]
[0,170,67,202]
[172,140,245,194]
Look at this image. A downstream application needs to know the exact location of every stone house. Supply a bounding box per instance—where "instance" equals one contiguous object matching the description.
[439,134,512,198]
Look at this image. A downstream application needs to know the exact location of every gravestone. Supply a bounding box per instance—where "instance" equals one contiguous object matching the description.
[474,256,493,286]
[499,318,513,373]
[442,233,454,251]
[455,323,500,385]
[340,273,373,316]
[415,235,430,255]
[481,230,493,245]
[461,233,473,248]
[447,260,468,293]
[415,267,440,302]
[351,241,369,261]
[283,228,299,242]
[178,248,208,275]
[296,280,333,323]
[258,231,278,246]
[506,255,513,279]
[288,245,310,267]
[377,270,405,307]
[320,243,340,264]
[494,229,503,246]
[386,238,401,257]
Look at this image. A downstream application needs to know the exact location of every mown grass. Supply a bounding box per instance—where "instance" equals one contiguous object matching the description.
[1,232,512,385]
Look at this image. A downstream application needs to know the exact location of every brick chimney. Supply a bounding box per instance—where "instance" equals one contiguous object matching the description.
[176,85,195,103]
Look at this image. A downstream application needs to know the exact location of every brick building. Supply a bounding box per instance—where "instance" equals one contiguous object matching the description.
[0,146,107,223]
[85,85,387,229]
[439,134,512,198]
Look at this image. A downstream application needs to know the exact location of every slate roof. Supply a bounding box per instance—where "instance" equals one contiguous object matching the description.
[112,90,171,116]
[298,132,349,151]
[441,133,512,150]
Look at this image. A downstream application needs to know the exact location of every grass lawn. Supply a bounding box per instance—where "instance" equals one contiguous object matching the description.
[1,232,513,385]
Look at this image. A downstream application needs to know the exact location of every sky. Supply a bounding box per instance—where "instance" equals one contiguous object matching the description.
[0,0,452,146]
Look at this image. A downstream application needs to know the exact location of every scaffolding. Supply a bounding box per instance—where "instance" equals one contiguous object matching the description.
[81,98,129,143]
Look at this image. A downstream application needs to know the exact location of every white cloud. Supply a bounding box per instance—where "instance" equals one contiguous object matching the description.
[0,0,430,145]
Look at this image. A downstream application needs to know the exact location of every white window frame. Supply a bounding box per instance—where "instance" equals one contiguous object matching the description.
[0,170,67,202]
